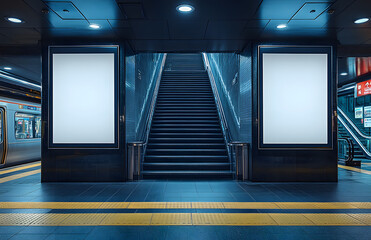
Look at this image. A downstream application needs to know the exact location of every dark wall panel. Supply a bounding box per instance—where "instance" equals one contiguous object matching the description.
[250,43,338,182]
[41,41,127,182]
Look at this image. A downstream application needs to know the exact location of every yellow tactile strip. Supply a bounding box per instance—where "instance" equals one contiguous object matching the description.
[0,202,370,209]
[338,164,371,175]
[0,170,40,184]
[0,213,369,226]
[0,163,40,176]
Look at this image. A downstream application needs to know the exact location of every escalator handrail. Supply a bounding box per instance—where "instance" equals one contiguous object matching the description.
[338,107,371,139]
[338,114,371,158]
[338,137,354,162]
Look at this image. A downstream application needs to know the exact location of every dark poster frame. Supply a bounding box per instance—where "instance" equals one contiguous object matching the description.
[48,45,119,149]
[258,45,333,149]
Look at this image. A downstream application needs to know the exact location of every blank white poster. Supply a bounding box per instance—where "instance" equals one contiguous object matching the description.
[262,53,328,144]
[52,53,115,144]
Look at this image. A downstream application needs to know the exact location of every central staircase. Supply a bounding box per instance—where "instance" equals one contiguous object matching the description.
[142,53,233,179]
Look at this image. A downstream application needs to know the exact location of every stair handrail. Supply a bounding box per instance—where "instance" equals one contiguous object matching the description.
[338,107,371,139]
[140,53,167,145]
[202,53,232,142]
[127,54,167,180]
[337,114,371,158]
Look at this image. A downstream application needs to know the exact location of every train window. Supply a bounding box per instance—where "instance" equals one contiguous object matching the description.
[34,116,41,138]
[15,113,35,139]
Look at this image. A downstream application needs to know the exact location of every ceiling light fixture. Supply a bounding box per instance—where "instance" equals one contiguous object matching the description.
[4,67,12,70]
[176,4,194,13]
[354,18,369,24]
[276,24,287,29]
[5,17,23,23]
[89,24,100,29]
[340,72,348,76]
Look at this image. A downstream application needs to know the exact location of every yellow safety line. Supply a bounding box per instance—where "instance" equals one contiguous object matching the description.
[0,201,369,209]
[0,169,40,184]
[0,162,40,175]
[0,213,369,226]
[338,164,371,175]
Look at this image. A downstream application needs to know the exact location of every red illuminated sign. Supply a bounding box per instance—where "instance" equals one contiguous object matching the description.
[356,80,371,97]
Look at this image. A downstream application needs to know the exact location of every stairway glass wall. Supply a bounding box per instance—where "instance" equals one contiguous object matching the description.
[205,53,240,140]
[125,52,164,142]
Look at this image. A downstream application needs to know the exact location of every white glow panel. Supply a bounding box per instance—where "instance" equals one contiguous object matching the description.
[262,53,328,144]
[52,53,115,144]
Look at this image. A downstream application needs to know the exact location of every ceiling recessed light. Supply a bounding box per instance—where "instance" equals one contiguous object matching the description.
[354,18,369,24]
[89,24,100,29]
[176,4,194,13]
[4,67,12,70]
[340,72,348,76]
[5,17,23,23]
[277,24,287,29]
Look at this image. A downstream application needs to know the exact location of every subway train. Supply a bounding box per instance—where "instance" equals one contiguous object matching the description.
[0,96,41,167]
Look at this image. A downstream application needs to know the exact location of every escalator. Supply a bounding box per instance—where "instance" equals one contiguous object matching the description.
[338,86,371,164]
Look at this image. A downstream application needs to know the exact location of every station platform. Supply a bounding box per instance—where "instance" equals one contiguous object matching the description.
[0,162,369,239]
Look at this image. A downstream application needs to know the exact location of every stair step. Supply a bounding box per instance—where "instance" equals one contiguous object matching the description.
[143,163,230,171]
[147,143,226,149]
[148,138,225,143]
[145,155,229,162]
[146,149,227,155]
[150,133,223,138]
[150,128,221,133]
[142,171,233,179]
[151,124,220,128]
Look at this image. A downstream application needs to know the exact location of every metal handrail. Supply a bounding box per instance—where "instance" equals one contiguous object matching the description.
[202,53,249,179]
[338,107,371,139]
[338,137,354,162]
[127,54,167,180]
[202,53,233,144]
[202,53,233,158]
[139,54,167,145]
[338,114,371,157]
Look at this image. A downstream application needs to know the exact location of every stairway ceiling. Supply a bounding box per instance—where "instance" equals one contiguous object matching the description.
[0,0,368,52]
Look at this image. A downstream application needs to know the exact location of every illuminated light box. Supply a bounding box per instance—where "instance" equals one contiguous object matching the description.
[356,79,371,97]
[49,46,118,147]
[259,46,332,147]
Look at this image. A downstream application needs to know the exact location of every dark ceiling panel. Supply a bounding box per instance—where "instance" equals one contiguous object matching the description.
[292,2,332,20]
[168,20,207,39]
[112,27,134,39]
[337,27,371,44]
[47,0,124,20]
[0,0,49,28]
[44,1,85,20]
[254,0,309,19]
[108,19,131,28]
[119,3,145,19]
[130,20,169,39]
[205,21,247,39]
[131,39,246,52]
[328,0,371,28]
[0,28,40,44]
[288,13,330,29]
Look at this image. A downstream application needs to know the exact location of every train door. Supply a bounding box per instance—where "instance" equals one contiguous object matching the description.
[0,108,5,164]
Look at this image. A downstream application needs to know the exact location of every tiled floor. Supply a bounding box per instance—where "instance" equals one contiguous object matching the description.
[0,162,369,239]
